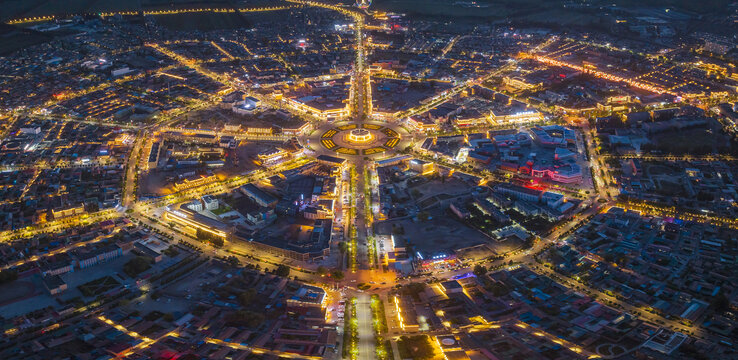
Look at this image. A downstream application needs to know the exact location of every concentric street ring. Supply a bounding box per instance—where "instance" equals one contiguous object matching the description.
[317,122,401,156]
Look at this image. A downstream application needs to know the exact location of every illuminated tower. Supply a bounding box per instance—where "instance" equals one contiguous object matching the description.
[355,0,372,9]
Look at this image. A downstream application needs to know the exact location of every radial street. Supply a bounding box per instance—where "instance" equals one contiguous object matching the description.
[356,293,375,359]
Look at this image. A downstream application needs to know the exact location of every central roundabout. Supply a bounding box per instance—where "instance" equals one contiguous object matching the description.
[347,128,373,144]
[318,122,403,156]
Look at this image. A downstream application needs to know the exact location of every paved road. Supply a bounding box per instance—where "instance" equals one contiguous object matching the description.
[356,293,375,359]
[355,161,371,271]
[1,227,123,270]
[122,130,145,206]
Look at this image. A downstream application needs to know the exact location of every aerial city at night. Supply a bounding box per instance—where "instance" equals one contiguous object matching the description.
[0,0,737,359]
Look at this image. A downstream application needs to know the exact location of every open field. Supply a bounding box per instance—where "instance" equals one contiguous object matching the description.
[152,12,249,31]
[78,275,120,297]
[0,26,51,55]
[651,128,731,155]
[0,279,34,305]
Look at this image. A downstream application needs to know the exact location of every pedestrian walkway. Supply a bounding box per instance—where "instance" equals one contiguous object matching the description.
[356,293,376,359]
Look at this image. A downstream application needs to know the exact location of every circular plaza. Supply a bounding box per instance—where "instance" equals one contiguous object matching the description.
[317,122,403,157]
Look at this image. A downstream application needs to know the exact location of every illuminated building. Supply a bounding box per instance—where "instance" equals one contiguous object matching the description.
[202,195,219,210]
[173,174,218,191]
[408,159,434,175]
[530,164,583,184]
[232,96,260,115]
[245,126,273,135]
[113,133,134,146]
[19,126,41,135]
[73,244,123,269]
[111,67,133,77]
[295,38,309,49]
[489,108,543,124]
[281,137,305,158]
[280,121,312,136]
[147,141,160,169]
[347,128,373,143]
[436,336,469,360]
[256,147,290,166]
[355,0,372,9]
[503,75,543,91]
[467,151,492,166]
[607,94,632,104]
[439,280,463,295]
[286,285,327,310]
[184,199,203,212]
[163,131,219,145]
[472,198,510,223]
[42,275,67,295]
[134,242,164,263]
[303,200,334,220]
[223,124,241,132]
[453,116,488,128]
[40,254,75,276]
[163,207,230,239]
[233,219,332,261]
[416,251,458,270]
[240,183,278,207]
[245,206,276,228]
[702,36,733,55]
[494,183,543,203]
[285,96,350,121]
[373,154,412,167]
[393,295,419,332]
[52,204,86,219]
[219,136,237,149]
[529,125,576,147]
[371,110,399,121]
[406,116,439,133]
[316,154,347,168]
[272,328,337,356]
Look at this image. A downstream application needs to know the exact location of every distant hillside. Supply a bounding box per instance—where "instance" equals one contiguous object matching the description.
[0,0,278,22]
[369,0,732,18]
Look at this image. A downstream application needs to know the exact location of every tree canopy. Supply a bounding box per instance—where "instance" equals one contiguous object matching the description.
[275,264,290,277]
